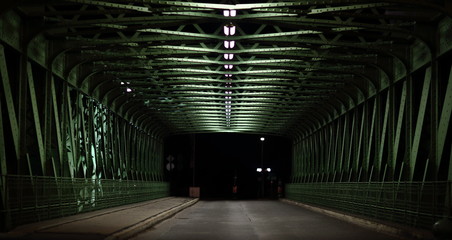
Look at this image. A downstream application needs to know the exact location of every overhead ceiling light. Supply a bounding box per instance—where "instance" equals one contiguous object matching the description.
[223,10,230,17]
[223,9,236,17]
[224,53,234,60]
[224,25,236,36]
[224,41,235,49]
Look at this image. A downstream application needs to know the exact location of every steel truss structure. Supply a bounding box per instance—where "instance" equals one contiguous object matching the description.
[0,0,452,232]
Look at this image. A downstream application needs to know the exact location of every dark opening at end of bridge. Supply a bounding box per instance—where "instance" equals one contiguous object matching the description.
[164,133,291,200]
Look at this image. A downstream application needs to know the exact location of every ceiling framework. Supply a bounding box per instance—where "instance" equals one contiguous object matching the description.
[13,0,450,137]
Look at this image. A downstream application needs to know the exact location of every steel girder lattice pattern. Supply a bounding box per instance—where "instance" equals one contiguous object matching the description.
[288,62,452,230]
[0,42,168,230]
[1,0,452,233]
[1,0,451,137]
[290,64,452,183]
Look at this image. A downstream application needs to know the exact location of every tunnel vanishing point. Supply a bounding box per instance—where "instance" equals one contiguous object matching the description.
[0,0,452,237]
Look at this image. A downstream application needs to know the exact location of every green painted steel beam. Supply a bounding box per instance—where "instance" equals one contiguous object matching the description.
[4,0,448,150]
[67,0,153,12]
[0,45,20,161]
[410,67,431,181]
[307,3,394,15]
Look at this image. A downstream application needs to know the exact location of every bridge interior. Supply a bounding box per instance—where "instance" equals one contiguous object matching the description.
[0,0,452,237]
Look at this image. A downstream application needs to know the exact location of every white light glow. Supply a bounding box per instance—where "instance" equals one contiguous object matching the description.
[266,168,271,172]
[223,10,230,17]
[260,137,265,141]
[230,26,236,35]
[223,53,234,60]
[224,26,229,35]
[223,25,236,36]
[224,41,235,49]
[224,64,233,69]
[126,87,133,92]
[223,10,236,17]
[256,168,262,172]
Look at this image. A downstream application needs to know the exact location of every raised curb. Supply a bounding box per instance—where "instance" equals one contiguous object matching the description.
[280,198,434,240]
[104,198,199,240]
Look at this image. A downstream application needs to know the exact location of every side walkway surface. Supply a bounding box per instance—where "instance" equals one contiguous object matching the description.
[0,197,198,240]
[281,199,435,240]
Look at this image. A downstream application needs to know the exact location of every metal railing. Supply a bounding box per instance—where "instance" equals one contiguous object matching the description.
[286,181,451,230]
[0,175,169,230]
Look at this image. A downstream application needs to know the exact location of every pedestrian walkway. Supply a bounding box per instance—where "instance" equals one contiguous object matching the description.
[0,197,198,240]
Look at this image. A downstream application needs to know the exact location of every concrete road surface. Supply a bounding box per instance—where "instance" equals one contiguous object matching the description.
[131,200,400,240]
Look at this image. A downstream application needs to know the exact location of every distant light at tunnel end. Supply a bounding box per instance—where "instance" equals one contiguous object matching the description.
[260,137,265,141]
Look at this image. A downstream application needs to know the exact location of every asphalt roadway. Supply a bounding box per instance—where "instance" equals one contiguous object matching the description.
[131,200,400,240]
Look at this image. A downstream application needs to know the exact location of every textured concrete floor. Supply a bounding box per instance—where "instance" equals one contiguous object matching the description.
[0,197,196,240]
[131,200,400,240]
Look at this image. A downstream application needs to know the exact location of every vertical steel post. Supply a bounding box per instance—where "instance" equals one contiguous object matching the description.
[437,65,452,174]
[0,99,11,231]
[377,92,390,180]
[0,45,20,162]
[394,82,406,179]
[430,57,439,181]
[410,67,431,180]
[388,73,395,181]
[405,49,413,182]
[27,62,47,176]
